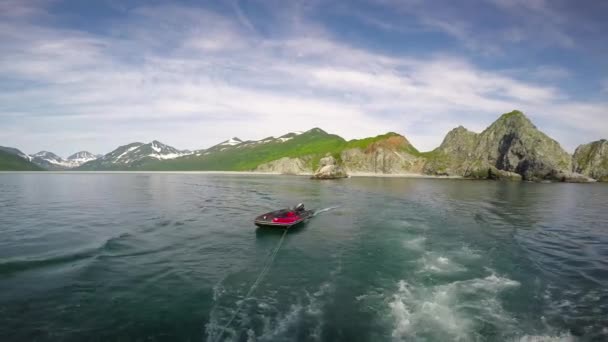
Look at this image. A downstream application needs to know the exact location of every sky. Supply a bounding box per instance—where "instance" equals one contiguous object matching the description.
[1,0,607,157]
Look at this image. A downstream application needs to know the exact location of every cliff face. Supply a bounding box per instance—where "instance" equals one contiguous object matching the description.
[573,140,608,182]
[255,156,312,174]
[424,111,574,181]
[341,135,425,174]
[252,111,602,182]
[423,126,478,176]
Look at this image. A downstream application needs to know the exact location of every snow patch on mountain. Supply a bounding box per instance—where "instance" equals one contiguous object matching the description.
[67,151,98,165]
[29,150,99,169]
[220,137,243,146]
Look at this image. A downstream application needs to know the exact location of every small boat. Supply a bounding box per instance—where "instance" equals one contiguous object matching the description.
[254,203,314,228]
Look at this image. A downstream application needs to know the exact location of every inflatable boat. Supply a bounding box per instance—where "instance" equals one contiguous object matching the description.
[254,203,314,228]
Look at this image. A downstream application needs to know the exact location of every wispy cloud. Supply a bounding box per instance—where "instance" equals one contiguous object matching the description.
[0,1,606,157]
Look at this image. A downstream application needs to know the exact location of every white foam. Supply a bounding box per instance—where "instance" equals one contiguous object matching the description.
[389,280,471,340]
[418,253,467,275]
[388,273,520,341]
[314,206,340,216]
[401,236,426,252]
[388,281,413,339]
[453,245,482,261]
[250,280,333,341]
[517,333,576,342]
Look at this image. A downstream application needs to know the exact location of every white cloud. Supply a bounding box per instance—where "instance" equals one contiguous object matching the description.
[0,2,606,157]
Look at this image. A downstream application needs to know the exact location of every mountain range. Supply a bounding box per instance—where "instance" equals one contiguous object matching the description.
[29,151,99,170]
[1,110,607,182]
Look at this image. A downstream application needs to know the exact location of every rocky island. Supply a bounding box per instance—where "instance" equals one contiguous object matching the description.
[311,155,348,179]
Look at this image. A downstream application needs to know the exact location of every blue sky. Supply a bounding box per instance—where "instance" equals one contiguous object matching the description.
[1,0,607,156]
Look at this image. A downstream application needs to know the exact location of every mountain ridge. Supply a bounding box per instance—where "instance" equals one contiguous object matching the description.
[3,111,607,181]
[77,140,192,170]
[0,147,43,171]
[29,150,98,170]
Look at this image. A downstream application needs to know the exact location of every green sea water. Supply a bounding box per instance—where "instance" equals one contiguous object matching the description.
[0,173,607,341]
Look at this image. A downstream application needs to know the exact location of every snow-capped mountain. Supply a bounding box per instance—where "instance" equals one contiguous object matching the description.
[29,150,99,170]
[67,151,97,165]
[77,141,191,170]
[221,137,243,146]
[198,137,244,155]
[195,133,305,156]
[30,151,71,170]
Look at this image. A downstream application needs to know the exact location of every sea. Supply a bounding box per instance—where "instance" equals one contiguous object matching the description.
[0,173,607,341]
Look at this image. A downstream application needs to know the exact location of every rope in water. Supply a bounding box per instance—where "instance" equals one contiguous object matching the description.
[212,227,290,342]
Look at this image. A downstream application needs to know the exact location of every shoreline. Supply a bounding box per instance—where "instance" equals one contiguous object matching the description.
[347,172,461,179]
[0,171,603,183]
[0,170,284,175]
[0,170,460,179]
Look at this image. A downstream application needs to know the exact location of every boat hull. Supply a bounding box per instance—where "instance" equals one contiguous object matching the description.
[254,209,314,228]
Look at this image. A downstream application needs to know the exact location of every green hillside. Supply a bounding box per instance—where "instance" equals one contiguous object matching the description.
[145,128,348,171]
[0,150,43,171]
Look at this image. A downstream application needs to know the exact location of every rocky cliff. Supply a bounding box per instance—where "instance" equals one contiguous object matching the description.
[424,111,577,181]
[255,133,425,176]
[311,155,348,179]
[255,156,312,175]
[423,126,478,176]
[341,135,425,174]
[573,140,608,182]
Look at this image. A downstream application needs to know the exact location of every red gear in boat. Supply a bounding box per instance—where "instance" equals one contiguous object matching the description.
[272,211,300,223]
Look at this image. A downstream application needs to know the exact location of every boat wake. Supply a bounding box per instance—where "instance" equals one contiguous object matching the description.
[206,264,340,342]
[314,206,340,216]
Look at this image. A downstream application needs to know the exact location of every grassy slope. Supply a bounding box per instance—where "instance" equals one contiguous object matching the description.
[0,150,44,171]
[134,130,417,171]
[143,129,347,171]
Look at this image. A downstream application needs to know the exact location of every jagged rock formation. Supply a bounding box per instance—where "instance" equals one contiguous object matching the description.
[311,155,348,179]
[341,135,425,174]
[424,110,579,181]
[255,157,312,175]
[573,139,608,182]
[423,126,478,176]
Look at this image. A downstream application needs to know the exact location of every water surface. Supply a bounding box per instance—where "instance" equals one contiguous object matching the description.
[0,173,607,341]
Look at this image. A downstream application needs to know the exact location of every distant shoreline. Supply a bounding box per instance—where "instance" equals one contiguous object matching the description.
[1,170,605,183]
[0,170,460,179]
[348,172,462,179]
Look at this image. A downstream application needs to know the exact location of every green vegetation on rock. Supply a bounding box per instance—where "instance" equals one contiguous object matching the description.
[43,110,607,182]
[423,110,574,181]
[573,139,608,182]
[145,128,347,171]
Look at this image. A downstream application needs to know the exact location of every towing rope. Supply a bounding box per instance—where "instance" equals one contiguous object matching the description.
[212,227,289,342]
